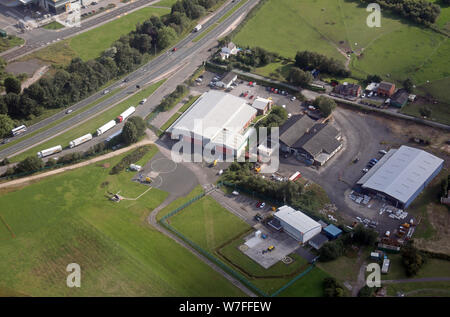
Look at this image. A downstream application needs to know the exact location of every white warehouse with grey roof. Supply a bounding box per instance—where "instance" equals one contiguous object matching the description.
[274,205,322,243]
[167,91,257,157]
[356,145,444,208]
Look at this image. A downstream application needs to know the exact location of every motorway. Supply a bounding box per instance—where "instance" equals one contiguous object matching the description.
[0,0,257,160]
[0,0,162,62]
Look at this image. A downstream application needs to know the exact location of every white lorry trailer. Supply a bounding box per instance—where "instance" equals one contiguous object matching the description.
[194,24,202,32]
[96,120,116,136]
[116,106,136,123]
[37,145,62,158]
[69,133,93,148]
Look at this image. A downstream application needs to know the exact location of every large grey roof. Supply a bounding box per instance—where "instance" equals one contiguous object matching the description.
[358,146,444,204]
[167,91,256,140]
[302,125,341,157]
[275,205,321,234]
[280,115,315,147]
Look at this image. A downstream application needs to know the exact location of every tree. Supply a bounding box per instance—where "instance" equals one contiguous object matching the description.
[401,243,425,277]
[352,225,378,246]
[364,74,382,84]
[122,120,139,145]
[357,285,375,297]
[127,116,146,137]
[0,114,14,138]
[4,76,21,94]
[288,67,313,87]
[319,240,344,261]
[14,156,44,174]
[157,26,177,49]
[313,96,336,117]
[403,78,414,93]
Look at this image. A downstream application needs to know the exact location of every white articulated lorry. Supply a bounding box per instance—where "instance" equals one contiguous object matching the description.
[69,133,93,148]
[96,120,116,136]
[116,106,136,123]
[37,145,62,158]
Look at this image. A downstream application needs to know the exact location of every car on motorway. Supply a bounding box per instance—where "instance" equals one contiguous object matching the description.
[65,109,73,114]
[172,47,177,52]
[103,89,110,95]
[123,78,129,83]
[140,98,147,104]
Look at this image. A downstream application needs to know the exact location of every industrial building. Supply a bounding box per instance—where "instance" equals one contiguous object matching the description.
[273,205,322,243]
[215,72,237,89]
[390,89,409,108]
[251,97,272,115]
[280,116,342,166]
[308,233,329,250]
[356,146,444,208]
[323,224,342,240]
[167,91,256,158]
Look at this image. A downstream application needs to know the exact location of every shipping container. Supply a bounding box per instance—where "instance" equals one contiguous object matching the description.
[96,120,116,136]
[37,145,62,158]
[69,133,93,148]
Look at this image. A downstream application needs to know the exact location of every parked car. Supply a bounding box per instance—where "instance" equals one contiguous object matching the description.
[379,150,387,155]
[290,96,296,101]
[260,202,266,209]
[362,168,369,173]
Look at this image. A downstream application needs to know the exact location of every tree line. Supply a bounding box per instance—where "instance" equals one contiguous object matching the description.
[0,0,216,138]
[357,0,441,25]
[294,51,350,78]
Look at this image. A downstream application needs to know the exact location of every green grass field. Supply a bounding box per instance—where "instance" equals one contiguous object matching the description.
[0,35,24,54]
[0,147,245,296]
[166,193,325,295]
[153,0,178,7]
[69,7,170,61]
[276,267,329,297]
[233,0,449,90]
[170,196,250,251]
[19,7,170,66]
[156,185,204,221]
[10,80,165,162]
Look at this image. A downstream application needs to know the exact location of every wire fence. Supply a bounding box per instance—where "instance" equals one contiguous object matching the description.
[160,190,316,297]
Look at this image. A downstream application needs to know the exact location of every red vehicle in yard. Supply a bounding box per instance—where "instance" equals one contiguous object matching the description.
[243,91,249,97]
[256,201,262,208]
[249,95,254,99]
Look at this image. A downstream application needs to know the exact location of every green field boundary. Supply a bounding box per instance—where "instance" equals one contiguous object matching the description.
[0,213,15,239]
[0,88,122,153]
[159,189,317,297]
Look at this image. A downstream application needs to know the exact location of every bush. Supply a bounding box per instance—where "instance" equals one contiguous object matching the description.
[313,96,336,117]
[14,156,44,174]
[319,240,344,262]
[109,145,151,174]
[401,242,426,277]
[323,277,345,297]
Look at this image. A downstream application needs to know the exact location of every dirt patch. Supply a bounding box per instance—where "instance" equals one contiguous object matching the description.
[5,58,44,76]
[414,204,450,256]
